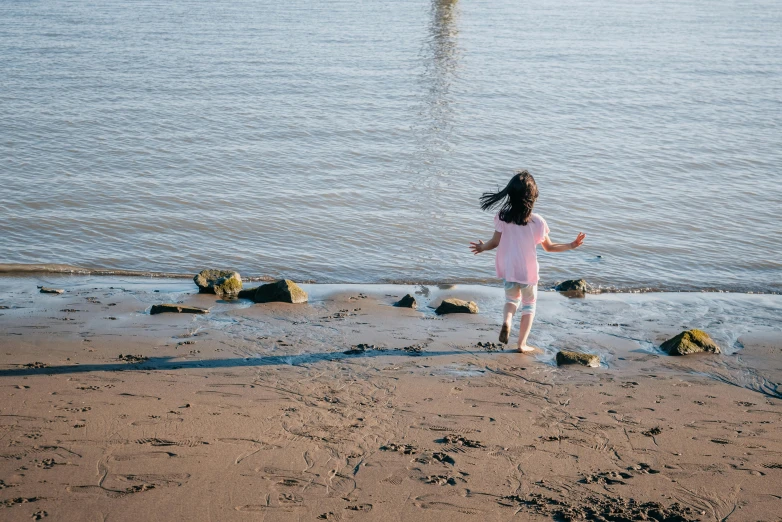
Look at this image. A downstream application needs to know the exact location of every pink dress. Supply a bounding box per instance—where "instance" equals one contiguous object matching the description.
[494,213,550,285]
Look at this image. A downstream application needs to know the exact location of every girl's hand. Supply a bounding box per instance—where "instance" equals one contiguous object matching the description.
[470,232,501,254]
[570,232,586,249]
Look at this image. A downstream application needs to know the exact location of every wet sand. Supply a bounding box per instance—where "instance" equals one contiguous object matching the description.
[0,277,780,521]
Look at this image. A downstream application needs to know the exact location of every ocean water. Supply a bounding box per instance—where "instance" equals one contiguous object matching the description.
[1,0,781,291]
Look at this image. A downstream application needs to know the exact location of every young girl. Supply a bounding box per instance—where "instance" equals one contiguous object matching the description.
[470,171,585,353]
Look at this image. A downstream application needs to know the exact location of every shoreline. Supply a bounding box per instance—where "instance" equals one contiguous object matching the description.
[0,264,778,295]
[1,275,780,520]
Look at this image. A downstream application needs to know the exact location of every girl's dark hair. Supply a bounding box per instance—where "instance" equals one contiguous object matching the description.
[479,170,539,225]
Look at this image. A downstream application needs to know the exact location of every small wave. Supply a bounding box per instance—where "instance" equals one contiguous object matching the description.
[0,263,189,279]
[0,263,282,283]
[0,263,778,294]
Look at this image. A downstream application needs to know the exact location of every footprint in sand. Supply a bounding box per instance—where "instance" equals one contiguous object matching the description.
[1,497,41,508]
[109,451,177,462]
[36,458,64,469]
[415,452,456,465]
[381,472,412,486]
[131,417,184,426]
[423,474,459,486]
[116,473,190,486]
[380,442,417,454]
[426,425,481,434]
[235,497,305,513]
[439,434,484,448]
[413,496,482,515]
[195,390,242,397]
[132,438,208,447]
[217,438,277,464]
[345,503,372,512]
[68,483,156,498]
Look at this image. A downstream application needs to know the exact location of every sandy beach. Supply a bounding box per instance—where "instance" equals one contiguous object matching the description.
[0,276,780,521]
[4,0,781,520]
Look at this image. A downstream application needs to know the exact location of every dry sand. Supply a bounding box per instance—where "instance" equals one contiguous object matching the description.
[0,278,780,521]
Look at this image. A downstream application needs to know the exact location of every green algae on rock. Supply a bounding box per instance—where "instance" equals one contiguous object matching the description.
[660,329,720,355]
[150,304,209,315]
[394,294,417,308]
[556,350,600,368]
[239,279,307,304]
[435,298,478,315]
[39,287,64,294]
[193,269,242,297]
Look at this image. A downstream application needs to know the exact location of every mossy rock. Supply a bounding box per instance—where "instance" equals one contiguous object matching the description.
[39,287,64,294]
[240,279,307,304]
[150,304,209,315]
[556,350,600,368]
[660,329,720,355]
[394,294,417,308]
[193,269,242,297]
[555,279,588,293]
[435,298,478,315]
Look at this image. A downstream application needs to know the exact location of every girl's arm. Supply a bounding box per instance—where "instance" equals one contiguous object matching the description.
[541,232,585,252]
[470,231,502,255]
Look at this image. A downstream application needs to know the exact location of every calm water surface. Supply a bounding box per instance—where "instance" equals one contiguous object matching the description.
[1,0,781,291]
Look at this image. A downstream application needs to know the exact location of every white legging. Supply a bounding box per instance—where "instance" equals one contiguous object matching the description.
[504,281,537,315]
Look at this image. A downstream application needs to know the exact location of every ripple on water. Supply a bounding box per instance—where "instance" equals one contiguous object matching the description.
[1,0,781,292]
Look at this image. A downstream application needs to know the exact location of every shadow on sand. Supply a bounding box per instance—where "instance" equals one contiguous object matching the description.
[0,349,477,378]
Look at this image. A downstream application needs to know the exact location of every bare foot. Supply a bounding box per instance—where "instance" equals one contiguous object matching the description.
[499,323,510,344]
[516,345,536,353]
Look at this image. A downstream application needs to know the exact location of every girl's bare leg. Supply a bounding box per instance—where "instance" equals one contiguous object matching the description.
[516,313,535,353]
[499,303,516,344]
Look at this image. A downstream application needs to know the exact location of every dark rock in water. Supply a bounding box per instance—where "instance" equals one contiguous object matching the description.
[556,350,600,368]
[394,294,417,308]
[435,298,478,315]
[39,287,64,294]
[660,329,720,355]
[193,269,242,296]
[239,279,307,304]
[150,304,209,315]
[555,279,588,293]
[237,286,256,299]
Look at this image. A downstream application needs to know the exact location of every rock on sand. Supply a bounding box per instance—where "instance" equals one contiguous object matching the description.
[150,304,209,315]
[660,329,721,355]
[556,350,600,368]
[238,279,307,304]
[435,298,478,315]
[555,279,588,293]
[394,294,417,308]
[193,269,242,297]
